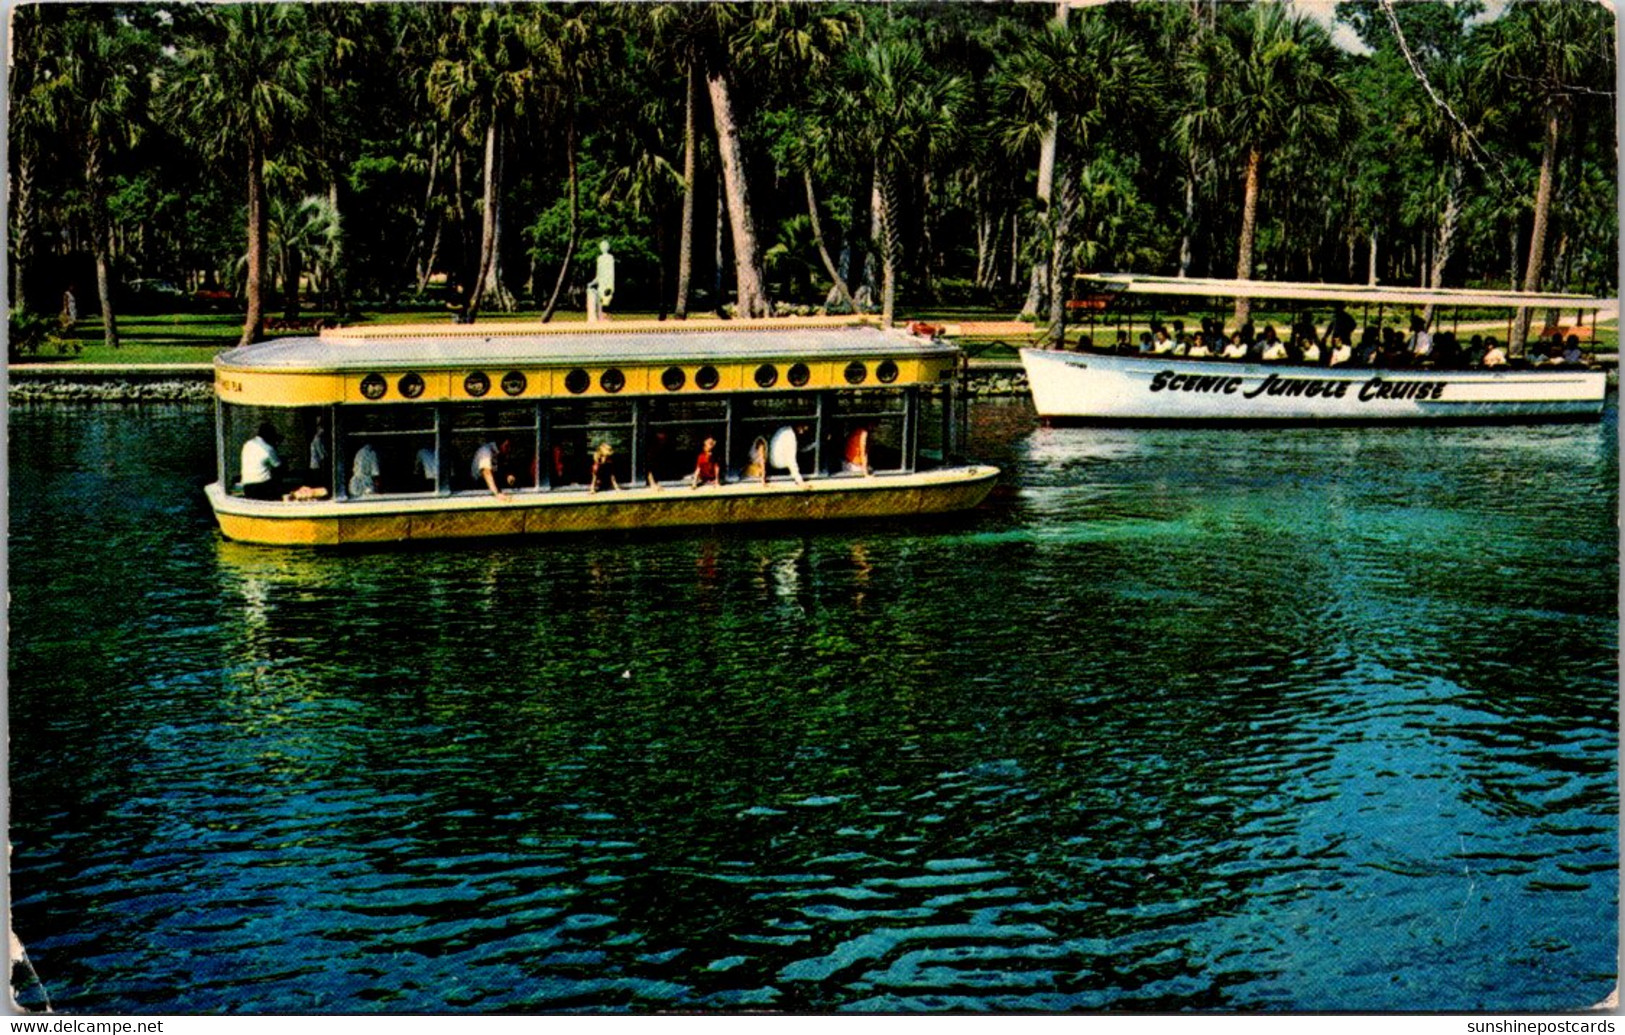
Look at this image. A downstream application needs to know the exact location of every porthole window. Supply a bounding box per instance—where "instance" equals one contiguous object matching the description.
[501,371,528,396]
[788,362,811,387]
[661,366,686,391]
[398,372,426,399]
[600,368,626,394]
[696,365,720,390]
[360,373,387,400]
[564,368,591,394]
[877,359,900,384]
[754,363,779,388]
[844,361,868,385]
[464,371,490,397]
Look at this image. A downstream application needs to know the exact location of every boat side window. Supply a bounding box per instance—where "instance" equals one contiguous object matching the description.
[645,398,729,486]
[733,393,821,478]
[547,400,633,489]
[446,403,540,493]
[220,402,330,498]
[830,389,910,475]
[338,405,438,499]
[913,388,953,470]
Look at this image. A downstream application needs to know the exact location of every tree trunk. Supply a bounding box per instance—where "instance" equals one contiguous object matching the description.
[240,133,267,347]
[706,69,771,317]
[1514,101,1560,356]
[1179,155,1198,278]
[412,134,442,295]
[470,118,514,318]
[1368,226,1379,285]
[1045,166,1078,344]
[86,142,120,349]
[804,169,857,314]
[675,64,697,319]
[540,121,580,323]
[12,153,33,310]
[876,161,902,327]
[1232,145,1261,327]
[1420,161,1462,327]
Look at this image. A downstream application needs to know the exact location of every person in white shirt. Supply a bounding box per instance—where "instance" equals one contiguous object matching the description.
[1408,316,1434,364]
[1299,338,1322,364]
[1481,339,1508,368]
[1328,338,1352,367]
[1185,333,1212,359]
[349,443,382,497]
[1221,334,1249,360]
[769,424,810,487]
[1150,328,1176,354]
[471,439,514,499]
[240,423,284,500]
[415,447,439,487]
[1260,339,1288,361]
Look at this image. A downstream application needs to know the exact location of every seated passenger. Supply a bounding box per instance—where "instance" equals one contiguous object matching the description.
[843,424,873,476]
[1221,334,1248,360]
[1481,337,1508,368]
[1137,331,1156,354]
[348,442,381,497]
[240,423,285,501]
[1353,331,1381,367]
[744,436,769,484]
[1299,337,1322,364]
[1149,328,1176,354]
[1114,330,1132,352]
[1260,337,1289,361]
[1408,316,1434,365]
[1563,335,1586,366]
[589,442,620,493]
[471,438,514,499]
[1185,333,1212,359]
[1327,337,1352,367]
[691,436,722,488]
[414,447,438,487]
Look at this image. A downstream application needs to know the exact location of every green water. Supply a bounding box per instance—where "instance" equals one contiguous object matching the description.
[6,398,1616,1013]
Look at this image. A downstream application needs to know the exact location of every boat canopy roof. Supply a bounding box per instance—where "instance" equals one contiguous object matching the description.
[1075,273,1615,312]
[218,316,956,373]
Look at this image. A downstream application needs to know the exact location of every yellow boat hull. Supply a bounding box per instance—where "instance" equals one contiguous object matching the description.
[206,467,1000,547]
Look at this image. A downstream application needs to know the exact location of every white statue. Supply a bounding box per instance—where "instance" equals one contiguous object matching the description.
[587,241,615,322]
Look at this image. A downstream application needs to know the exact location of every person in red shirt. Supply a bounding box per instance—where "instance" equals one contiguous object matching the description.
[691,436,722,488]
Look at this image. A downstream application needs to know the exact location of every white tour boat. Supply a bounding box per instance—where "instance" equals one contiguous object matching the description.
[1020,275,1611,425]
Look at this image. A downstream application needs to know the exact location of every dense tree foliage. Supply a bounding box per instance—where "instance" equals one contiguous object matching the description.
[7,1,1616,345]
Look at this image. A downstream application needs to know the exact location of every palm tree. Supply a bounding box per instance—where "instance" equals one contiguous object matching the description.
[427,4,539,318]
[1481,0,1614,353]
[1000,13,1154,341]
[31,7,150,349]
[1190,3,1348,326]
[852,40,969,327]
[165,5,313,347]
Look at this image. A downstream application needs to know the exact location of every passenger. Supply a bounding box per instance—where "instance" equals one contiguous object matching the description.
[1408,316,1433,365]
[1354,329,1381,367]
[843,424,873,476]
[1260,336,1289,361]
[1150,327,1176,354]
[1137,331,1155,354]
[348,442,381,497]
[1299,336,1322,364]
[1432,332,1461,369]
[1327,337,1352,367]
[589,442,620,493]
[1464,334,1486,367]
[414,446,438,486]
[1170,333,1189,357]
[769,423,811,488]
[1074,334,1094,352]
[1481,337,1508,368]
[744,436,769,484]
[1563,335,1586,366]
[690,435,722,488]
[1221,333,1248,360]
[240,423,285,501]
[1114,330,1132,352]
[308,416,330,488]
[1186,333,1212,359]
[1327,302,1357,347]
[471,437,514,499]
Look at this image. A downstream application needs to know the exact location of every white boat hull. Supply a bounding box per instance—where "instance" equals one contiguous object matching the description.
[1020,348,1607,424]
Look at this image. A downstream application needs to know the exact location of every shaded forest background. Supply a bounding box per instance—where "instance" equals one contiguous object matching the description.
[7,0,1618,350]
